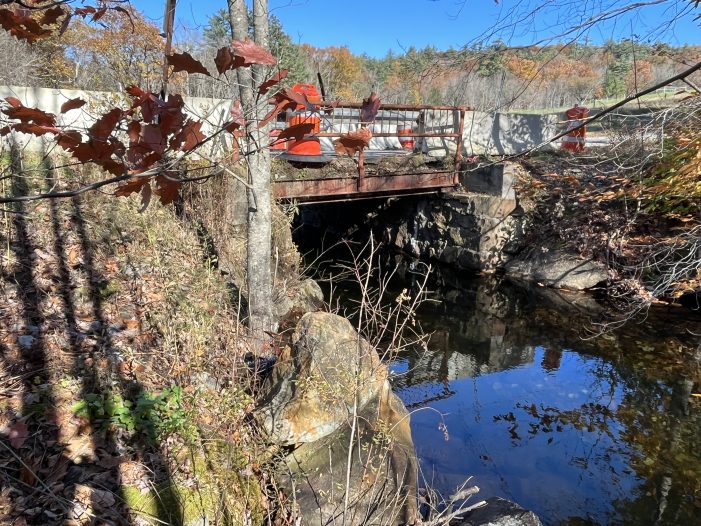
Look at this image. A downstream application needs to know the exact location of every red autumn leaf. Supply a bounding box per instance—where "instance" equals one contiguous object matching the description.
[11,122,61,136]
[56,130,82,150]
[258,69,289,95]
[100,159,125,176]
[172,120,204,151]
[58,13,72,36]
[0,9,50,43]
[334,127,373,157]
[4,106,56,127]
[115,176,150,197]
[60,98,86,114]
[167,52,211,77]
[260,98,295,128]
[276,122,315,143]
[214,46,239,75]
[141,124,166,154]
[360,92,381,123]
[258,89,312,128]
[71,138,123,164]
[281,88,316,111]
[127,121,141,143]
[232,39,277,67]
[160,108,185,135]
[9,420,28,449]
[40,6,66,26]
[126,85,147,98]
[5,96,21,108]
[129,151,161,173]
[92,7,108,22]
[74,7,97,17]
[89,108,122,141]
[223,100,246,133]
[154,174,182,205]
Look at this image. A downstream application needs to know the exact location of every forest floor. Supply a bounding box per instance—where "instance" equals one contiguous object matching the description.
[0,160,273,525]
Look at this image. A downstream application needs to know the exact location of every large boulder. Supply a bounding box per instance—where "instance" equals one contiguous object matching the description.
[257,312,388,445]
[505,249,608,290]
[272,278,325,326]
[257,312,419,525]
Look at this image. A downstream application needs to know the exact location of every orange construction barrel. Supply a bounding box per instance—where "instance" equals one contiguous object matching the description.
[269,128,286,150]
[398,128,415,150]
[561,104,588,152]
[286,83,322,155]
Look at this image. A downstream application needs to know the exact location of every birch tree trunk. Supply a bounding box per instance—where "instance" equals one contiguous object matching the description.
[227,0,274,350]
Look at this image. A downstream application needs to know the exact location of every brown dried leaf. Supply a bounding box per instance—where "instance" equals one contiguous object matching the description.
[167,52,211,77]
[258,69,289,95]
[115,177,150,198]
[334,127,372,157]
[9,420,28,448]
[360,92,381,123]
[276,122,315,143]
[154,174,181,205]
[60,98,86,114]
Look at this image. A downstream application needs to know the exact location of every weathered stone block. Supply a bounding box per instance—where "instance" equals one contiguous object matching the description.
[459,162,517,199]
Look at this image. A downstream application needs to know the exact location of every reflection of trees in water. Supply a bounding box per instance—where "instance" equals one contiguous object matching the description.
[490,344,701,525]
[388,264,701,524]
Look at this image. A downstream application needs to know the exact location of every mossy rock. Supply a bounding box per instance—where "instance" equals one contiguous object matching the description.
[123,445,265,526]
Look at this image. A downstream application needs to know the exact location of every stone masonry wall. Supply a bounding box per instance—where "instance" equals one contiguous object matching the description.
[376,191,523,271]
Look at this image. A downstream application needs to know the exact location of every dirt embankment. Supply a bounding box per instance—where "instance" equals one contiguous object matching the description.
[511,150,700,312]
[0,160,275,525]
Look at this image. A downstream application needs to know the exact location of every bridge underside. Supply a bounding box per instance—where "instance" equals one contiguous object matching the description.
[273,171,458,203]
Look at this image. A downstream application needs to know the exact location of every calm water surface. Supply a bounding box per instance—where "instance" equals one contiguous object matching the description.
[334,259,701,525]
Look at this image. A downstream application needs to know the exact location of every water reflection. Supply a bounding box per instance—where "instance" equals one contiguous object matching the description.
[383,260,701,526]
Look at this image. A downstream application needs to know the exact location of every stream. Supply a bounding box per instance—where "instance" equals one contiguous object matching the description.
[315,252,701,525]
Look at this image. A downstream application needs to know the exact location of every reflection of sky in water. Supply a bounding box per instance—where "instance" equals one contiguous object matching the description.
[393,346,641,525]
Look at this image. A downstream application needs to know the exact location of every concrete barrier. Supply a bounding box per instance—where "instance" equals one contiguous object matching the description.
[0,85,236,155]
[1,85,561,157]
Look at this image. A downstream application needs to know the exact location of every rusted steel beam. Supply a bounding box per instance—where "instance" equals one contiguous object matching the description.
[273,172,457,200]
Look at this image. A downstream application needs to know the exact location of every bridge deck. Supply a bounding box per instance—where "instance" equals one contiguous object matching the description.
[268,101,468,203]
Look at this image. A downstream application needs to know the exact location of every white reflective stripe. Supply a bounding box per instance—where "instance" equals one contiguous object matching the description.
[561,136,585,142]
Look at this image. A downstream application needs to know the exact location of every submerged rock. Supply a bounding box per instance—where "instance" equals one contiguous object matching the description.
[505,249,608,290]
[457,497,543,526]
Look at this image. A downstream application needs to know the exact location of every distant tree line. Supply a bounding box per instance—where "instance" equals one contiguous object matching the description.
[1,6,699,111]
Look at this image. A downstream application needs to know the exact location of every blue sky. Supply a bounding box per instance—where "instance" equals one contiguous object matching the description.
[135,0,701,57]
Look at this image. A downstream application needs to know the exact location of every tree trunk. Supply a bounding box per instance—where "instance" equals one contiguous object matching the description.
[227,0,274,350]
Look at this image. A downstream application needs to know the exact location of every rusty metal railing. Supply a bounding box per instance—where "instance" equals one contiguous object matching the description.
[274,102,471,201]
